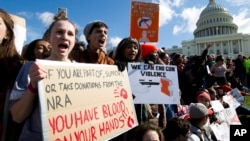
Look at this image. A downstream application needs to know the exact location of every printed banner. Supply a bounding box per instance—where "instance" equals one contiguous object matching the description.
[127,62,180,104]
[37,60,138,141]
[130,1,159,42]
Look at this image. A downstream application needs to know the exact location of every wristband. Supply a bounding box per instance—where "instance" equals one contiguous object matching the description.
[28,83,38,94]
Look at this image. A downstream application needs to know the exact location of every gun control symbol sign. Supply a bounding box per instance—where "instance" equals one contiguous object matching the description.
[130,1,159,42]
[127,62,180,104]
[37,60,138,141]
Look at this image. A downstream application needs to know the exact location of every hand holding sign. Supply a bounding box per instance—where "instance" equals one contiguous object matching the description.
[37,60,138,140]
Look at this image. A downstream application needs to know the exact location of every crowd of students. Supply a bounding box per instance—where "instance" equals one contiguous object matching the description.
[1,8,250,141]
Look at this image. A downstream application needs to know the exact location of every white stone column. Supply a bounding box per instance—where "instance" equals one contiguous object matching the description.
[239,39,244,53]
[198,43,200,55]
[230,40,233,55]
[228,41,231,53]
[195,44,198,55]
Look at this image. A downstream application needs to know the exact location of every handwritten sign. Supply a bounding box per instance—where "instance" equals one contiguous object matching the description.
[37,60,138,141]
[127,62,180,104]
[130,1,159,42]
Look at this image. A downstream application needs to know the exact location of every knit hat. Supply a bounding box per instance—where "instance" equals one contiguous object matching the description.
[189,103,209,119]
[196,92,211,102]
[83,20,106,39]
[141,44,158,59]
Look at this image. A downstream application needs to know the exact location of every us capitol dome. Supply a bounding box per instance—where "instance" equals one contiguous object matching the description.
[180,0,250,58]
[194,0,238,38]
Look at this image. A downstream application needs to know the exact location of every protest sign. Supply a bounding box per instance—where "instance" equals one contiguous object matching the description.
[223,108,241,125]
[130,1,159,42]
[230,88,244,104]
[214,111,226,122]
[210,122,230,141]
[223,92,241,109]
[127,62,180,104]
[9,14,26,54]
[210,100,224,113]
[37,60,138,141]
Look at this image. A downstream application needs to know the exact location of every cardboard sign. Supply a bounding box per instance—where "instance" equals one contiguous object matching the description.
[37,60,138,141]
[127,62,180,104]
[130,1,159,42]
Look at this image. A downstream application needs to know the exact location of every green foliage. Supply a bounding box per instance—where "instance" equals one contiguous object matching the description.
[243,96,250,108]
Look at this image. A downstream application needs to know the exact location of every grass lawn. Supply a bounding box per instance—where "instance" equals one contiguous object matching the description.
[239,96,250,125]
[243,96,250,108]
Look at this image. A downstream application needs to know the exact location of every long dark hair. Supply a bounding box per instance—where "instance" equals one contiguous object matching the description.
[114,37,141,62]
[0,8,24,92]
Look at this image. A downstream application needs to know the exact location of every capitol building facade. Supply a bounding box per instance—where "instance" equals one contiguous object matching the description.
[180,0,250,58]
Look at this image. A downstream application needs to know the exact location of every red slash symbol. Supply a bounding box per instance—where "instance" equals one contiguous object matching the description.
[127,116,135,128]
[120,88,128,99]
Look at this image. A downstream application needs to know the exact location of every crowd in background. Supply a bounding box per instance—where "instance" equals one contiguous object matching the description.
[1,8,250,141]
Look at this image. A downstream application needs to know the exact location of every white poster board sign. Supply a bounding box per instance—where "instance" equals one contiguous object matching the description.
[210,100,225,113]
[37,60,138,141]
[127,62,180,104]
[210,122,230,141]
[223,93,241,109]
[223,108,241,125]
[10,14,26,55]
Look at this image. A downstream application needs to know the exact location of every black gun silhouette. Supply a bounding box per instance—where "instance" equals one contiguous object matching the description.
[139,18,150,27]
[139,79,159,87]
